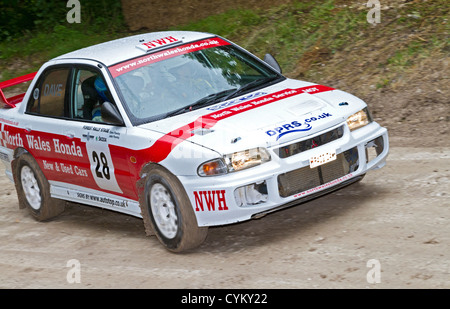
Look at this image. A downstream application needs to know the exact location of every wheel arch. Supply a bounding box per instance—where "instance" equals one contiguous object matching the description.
[137,162,172,235]
[13,147,29,159]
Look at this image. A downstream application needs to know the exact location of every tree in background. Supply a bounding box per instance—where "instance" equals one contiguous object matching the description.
[0,0,124,41]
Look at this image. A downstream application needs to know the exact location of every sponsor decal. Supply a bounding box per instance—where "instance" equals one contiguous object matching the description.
[83,126,117,141]
[42,159,89,177]
[193,190,228,212]
[0,123,21,148]
[82,131,95,141]
[265,112,333,141]
[1,131,24,147]
[53,139,83,157]
[25,135,83,157]
[206,91,267,111]
[0,123,132,199]
[204,86,333,122]
[25,135,51,152]
[108,130,121,140]
[110,38,231,77]
[293,173,353,198]
[83,125,110,134]
[266,120,310,140]
[75,191,129,209]
[136,36,180,52]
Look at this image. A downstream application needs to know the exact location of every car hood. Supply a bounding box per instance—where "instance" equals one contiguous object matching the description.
[138,78,367,154]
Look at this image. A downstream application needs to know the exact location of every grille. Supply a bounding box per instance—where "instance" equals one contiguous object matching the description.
[278,147,359,198]
[275,126,344,159]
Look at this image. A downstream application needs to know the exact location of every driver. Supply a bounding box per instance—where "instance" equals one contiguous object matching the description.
[92,76,111,122]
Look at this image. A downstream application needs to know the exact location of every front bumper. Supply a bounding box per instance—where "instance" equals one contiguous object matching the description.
[179,121,389,227]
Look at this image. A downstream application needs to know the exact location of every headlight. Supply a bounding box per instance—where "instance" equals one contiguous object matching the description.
[198,147,271,176]
[346,107,373,131]
[224,147,271,172]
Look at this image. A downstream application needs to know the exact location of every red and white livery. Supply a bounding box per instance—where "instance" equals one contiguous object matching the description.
[0,31,388,252]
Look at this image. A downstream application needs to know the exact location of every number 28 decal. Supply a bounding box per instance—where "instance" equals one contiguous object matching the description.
[92,151,110,180]
[87,144,122,194]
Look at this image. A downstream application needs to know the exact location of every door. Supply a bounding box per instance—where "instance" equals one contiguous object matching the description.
[23,64,133,199]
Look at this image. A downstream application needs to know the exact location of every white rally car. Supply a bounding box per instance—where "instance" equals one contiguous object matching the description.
[0,31,388,252]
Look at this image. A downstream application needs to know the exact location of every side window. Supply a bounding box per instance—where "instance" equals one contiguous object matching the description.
[72,68,114,123]
[27,68,70,117]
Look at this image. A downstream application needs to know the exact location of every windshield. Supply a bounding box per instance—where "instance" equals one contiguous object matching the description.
[111,38,282,124]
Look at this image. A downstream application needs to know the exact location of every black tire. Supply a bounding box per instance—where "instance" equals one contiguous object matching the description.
[139,165,208,252]
[13,153,65,221]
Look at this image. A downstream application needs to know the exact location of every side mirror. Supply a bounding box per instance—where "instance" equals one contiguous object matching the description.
[101,102,124,126]
[263,54,282,74]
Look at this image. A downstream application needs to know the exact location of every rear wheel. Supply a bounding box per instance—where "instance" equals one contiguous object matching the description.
[140,165,208,252]
[14,153,65,221]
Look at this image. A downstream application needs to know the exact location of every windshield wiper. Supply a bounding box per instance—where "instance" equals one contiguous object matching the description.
[165,89,237,118]
[222,75,281,101]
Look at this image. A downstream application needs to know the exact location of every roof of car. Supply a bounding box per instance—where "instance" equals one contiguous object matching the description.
[54,31,214,67]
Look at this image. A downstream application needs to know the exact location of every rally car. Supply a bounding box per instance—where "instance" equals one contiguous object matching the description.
[0,31,388,252]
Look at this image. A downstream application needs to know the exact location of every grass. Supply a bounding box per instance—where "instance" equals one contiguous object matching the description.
[177,0,448,85]
[1,0,448,91]
[176,0,370,73]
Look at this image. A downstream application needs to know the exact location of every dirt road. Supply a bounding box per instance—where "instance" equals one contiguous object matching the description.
[0,146,448,289]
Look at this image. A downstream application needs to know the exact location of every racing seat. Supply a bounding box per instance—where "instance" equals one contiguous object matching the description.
[81,75,100,120]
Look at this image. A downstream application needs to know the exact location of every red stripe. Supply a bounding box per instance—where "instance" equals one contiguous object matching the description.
[143,84,334,163]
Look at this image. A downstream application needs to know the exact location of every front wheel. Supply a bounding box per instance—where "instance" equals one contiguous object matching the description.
[140,166,208,252]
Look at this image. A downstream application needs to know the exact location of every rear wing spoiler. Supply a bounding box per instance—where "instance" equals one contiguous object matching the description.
[0,72,37,108]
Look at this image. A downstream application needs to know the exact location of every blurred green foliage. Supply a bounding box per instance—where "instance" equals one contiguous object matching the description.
[0,0,124,41]
[0,0,447,82]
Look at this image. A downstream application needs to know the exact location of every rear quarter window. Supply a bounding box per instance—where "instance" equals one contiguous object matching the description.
[27,68,70,117]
